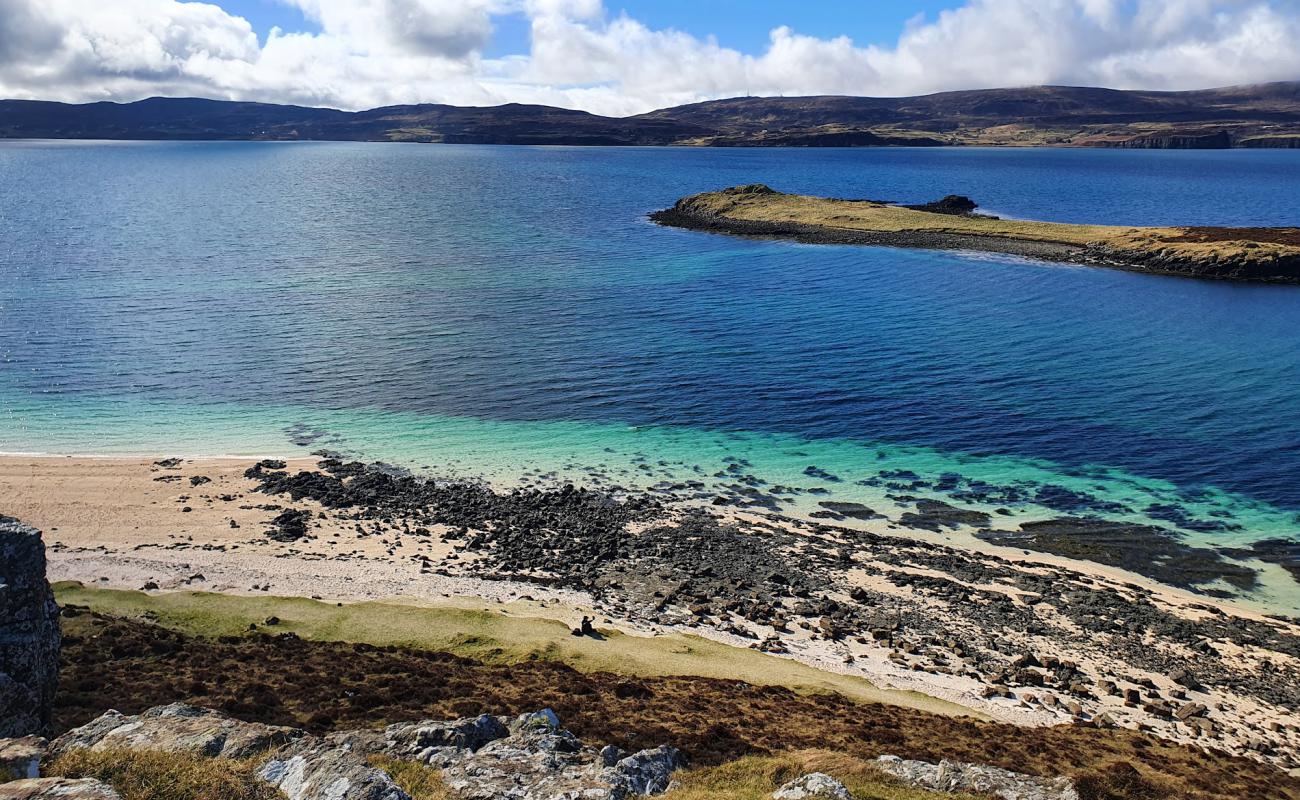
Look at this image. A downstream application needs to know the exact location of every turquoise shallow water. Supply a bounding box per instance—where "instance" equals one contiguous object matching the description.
[2,141,1299,610]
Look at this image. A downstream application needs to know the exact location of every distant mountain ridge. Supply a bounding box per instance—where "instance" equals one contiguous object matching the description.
[3,82,1300,148]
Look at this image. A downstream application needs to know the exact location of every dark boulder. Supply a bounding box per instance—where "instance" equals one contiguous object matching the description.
[0,518,61,739]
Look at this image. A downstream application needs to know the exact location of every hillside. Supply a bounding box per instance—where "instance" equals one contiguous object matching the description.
[2,83,1300,147]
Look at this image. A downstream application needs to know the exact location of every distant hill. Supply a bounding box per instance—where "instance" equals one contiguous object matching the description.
[4,83,1300,148]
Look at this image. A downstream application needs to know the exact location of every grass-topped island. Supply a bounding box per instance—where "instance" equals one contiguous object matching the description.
[651,184,1300,283]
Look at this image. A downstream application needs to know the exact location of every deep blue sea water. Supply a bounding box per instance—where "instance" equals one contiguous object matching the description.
[3,141,1299,608]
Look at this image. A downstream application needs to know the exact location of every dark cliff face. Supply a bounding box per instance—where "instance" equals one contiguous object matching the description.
[1102,131,1233,149]
[0,517,62,738]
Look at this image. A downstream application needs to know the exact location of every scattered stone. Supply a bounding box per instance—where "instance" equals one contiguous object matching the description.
[269,510,312,542]
[1174,702,1207,721]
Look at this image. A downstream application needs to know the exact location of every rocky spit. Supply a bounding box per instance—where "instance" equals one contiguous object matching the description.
[649,184,1300,283]
[212,458,1300,769]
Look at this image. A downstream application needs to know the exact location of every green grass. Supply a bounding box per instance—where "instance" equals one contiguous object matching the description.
[53,582,976,719]
[46,749,280,800]
[369,755,451,800]
[663,751,985,800]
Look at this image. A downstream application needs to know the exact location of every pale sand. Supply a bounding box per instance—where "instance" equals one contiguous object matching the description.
[4,454,1299,767]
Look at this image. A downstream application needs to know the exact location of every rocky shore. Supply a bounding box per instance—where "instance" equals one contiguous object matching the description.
[650,185,1300,283]
[6,479,1300,797]
[207,457,1300,768]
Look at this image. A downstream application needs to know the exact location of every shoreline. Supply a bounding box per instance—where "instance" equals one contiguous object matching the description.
[651,184,1300,283]
[5,453,1299,770]
[2,450,1289,619]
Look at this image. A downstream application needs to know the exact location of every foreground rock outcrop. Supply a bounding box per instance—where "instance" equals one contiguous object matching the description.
[0,518,61,739]
[29,704,679,800]
[0,777,121,800]
[47,704,301,761]
[873,754,1079,800]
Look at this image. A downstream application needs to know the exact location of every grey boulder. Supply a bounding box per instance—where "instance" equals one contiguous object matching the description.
[771,772,852,800]
[48,704,301,761]
[0,738,47,782]
[259,739,412,800]
[441,710,681,800]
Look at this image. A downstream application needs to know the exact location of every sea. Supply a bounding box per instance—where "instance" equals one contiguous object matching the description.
[2,140,1298,611]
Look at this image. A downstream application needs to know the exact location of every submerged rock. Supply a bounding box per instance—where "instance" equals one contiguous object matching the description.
[977,517,1258,592]
[0,518,62,739]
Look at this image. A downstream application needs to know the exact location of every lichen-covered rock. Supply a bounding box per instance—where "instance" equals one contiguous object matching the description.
[440,711,681,800]
[259,739,411,800]
[48,704,300,761]
[771,772,852,800]
[326,714,507,767]
[0,518,62,739]
[0,777,121,799]
[604,746,680,797]
[0,738,47,781]
[874,755,1079,800]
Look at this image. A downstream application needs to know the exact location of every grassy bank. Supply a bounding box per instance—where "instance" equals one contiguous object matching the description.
[52,582,964,717]
[52,604,1300,799]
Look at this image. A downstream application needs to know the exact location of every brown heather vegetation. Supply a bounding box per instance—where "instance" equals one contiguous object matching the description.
[53,613,1300,800]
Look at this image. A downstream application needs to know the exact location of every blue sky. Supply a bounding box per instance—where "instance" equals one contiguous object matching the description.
[217,0,965,53]
[5,1,1298,113]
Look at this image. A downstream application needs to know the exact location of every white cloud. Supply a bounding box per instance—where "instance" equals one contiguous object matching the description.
[0,0,1297,115]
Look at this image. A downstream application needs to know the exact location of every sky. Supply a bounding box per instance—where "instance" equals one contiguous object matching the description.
[1,0,1298,116]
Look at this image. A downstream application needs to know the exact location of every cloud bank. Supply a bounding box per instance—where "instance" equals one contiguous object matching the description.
[1,0,1298,115]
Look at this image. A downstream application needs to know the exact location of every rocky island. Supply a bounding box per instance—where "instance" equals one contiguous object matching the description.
[651,185,1300,283]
